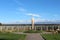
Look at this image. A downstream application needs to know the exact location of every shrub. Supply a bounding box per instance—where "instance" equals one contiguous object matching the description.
[24,30,43,33]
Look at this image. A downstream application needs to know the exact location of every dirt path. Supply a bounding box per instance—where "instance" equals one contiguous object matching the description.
[25,33,44,40]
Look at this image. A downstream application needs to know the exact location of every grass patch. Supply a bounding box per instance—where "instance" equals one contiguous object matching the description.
[24,30,43,33]
[0,32,26,40]
[41,33,60,40]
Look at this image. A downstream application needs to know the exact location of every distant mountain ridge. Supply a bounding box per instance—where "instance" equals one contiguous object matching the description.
[35,21,60,24]
[3,21,60,24]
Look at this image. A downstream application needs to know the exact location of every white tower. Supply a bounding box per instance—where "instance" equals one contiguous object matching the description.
[31,16,34,30]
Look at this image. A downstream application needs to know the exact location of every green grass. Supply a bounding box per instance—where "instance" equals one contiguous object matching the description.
[0,32,26,40]
[41,34,60,40]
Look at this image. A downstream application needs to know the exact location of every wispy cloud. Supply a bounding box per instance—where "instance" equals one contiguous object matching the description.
[13,0,23,5]
[19,8,27,12]
[3,20,31,24]
[27,13,40,17]
[34,18,60,23]
[3,18,60,24]
[34,18,47,22]
[17,7,40,18]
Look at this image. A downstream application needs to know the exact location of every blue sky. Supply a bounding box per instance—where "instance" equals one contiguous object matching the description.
[0,0,60,23]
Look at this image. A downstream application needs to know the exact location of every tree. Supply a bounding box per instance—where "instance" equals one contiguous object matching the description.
[0,23,2,25]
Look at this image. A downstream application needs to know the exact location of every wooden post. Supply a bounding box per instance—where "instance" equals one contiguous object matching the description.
[58,26,60,29]
[6,27,8,32]
[41,26,42,31]
[11,27,14,32]
[0,26,3,32]
[46,26,48,31]
[17,27,19,32]
[52,25,54,31]
[35,26,36,31]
